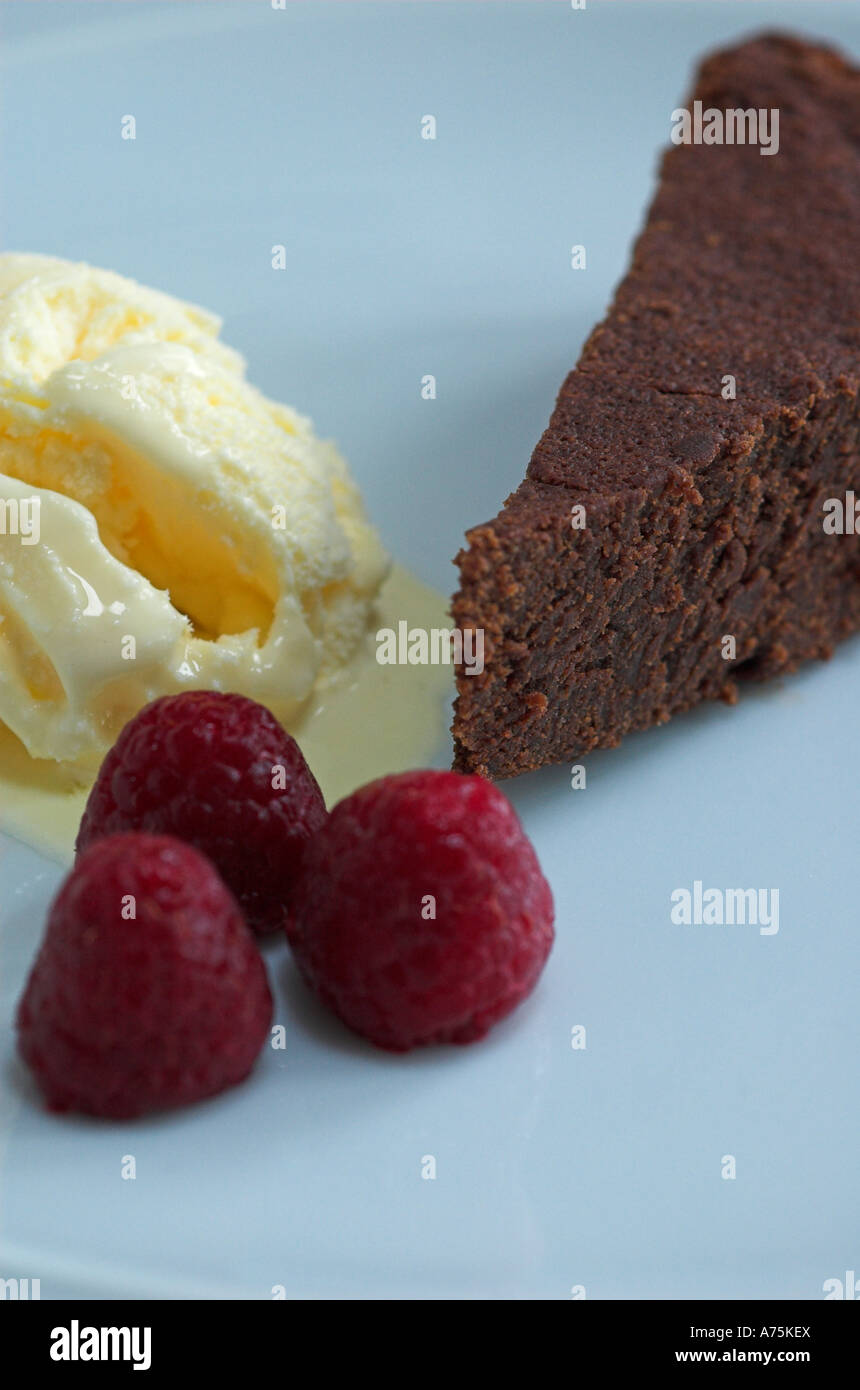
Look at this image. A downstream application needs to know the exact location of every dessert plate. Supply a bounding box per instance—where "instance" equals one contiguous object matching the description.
[1,0,858,1299]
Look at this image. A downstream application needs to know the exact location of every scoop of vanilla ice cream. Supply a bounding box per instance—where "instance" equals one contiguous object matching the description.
[0,254,389,764]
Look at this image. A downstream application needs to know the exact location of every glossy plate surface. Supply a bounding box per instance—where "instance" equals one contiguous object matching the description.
[0,0,857,1299]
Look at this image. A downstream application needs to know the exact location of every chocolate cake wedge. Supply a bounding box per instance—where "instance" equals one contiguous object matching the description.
[452,33,860,779]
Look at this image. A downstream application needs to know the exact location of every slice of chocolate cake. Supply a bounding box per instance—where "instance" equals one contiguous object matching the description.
[452,33,860,779]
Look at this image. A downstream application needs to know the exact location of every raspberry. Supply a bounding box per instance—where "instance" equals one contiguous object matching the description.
[17,833,272,1118]
[76,692,327,936]
[287,770,554,1051]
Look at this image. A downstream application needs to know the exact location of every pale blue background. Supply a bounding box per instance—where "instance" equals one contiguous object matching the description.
[0,0,858,1299]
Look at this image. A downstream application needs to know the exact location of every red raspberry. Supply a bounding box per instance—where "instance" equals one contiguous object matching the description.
[17,833,272,1118]
[287,770,554,1051]
[76,692,327,936]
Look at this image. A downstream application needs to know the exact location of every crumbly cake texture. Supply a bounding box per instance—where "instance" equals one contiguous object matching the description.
[451,33,860,779]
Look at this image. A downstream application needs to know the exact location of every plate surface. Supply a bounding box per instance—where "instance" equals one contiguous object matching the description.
[1,0,858,1299]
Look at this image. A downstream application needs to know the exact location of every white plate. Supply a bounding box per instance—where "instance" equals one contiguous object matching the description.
[1,0,858,1299]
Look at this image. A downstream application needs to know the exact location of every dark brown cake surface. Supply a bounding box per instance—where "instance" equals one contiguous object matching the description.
[452,33,860,779]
